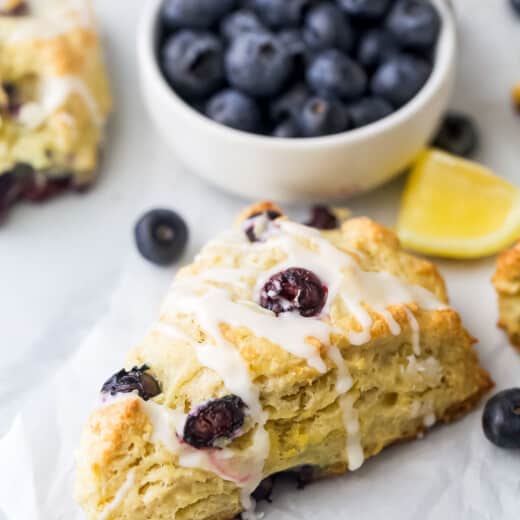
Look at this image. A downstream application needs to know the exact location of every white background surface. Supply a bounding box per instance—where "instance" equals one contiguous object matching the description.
[0,1,519,519]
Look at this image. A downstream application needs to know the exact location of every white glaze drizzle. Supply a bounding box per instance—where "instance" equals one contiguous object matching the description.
[18,75,102,129]
[423,413,436,428]
[98,469,135,520]
[339,395,364,471]
[164,284,330,374]
[6,0,93,43]
[162,220,446,476]
[2,1,101,129]
[404,307,421,355]
[103,217,448,514]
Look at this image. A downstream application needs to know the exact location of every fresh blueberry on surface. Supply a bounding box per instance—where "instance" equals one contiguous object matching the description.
[206,89,262,133]
[226,32,293,97]
[303,3,355,53]
[337,0,392,20]
[270,83,311,122]
[511,0,520,15]
[298,96,350,137]
[101,365,161,401]
[305,205,339,229]
[386,0,441,51]
[243,210,282,242]
[349,96,393,127]
[134,208,188,265]
[260,267,328,317]
[272,118,301,138]
[161,0,236,29]
[161,30,225,98]
[306,49,367,100]
[248,0,310,29]
[357,29,400,70]
[220,9,267,41]
[482,388,520,449]
[433,112,479,157]
[183,395,247,449]
[370,53,431,107]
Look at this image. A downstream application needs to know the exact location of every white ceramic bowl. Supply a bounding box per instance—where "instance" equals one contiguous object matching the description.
[138,0,456,202]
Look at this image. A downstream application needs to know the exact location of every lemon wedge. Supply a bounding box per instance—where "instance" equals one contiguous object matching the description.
[396,149,520,259]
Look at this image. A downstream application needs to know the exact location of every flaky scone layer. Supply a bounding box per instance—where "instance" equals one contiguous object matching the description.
[493,241,520,350]
[0,0,111,184]
[76,205,492,520]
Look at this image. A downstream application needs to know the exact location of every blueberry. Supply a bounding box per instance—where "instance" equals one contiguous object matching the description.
[248,0,310,29]
[252,476,275,502]
[134,208,188,265]
[226,32,293,97]
[161,0,236,29]
[101,365,161,401]
[370,53,431,107]
[306,50,367,100]
[206,89,262,133]
[2,82,22,116]
[243,210,282,242]
[220,9,267,42]
[22,174,73,202]
[298,96,350,137]
[512,0,520,16]
[349,96,393,127]
[337,0,392,19]
[293,465,315,489]
[433,112,479,157]
[386,0,441,51]
[357,29,400,70]
[278,29,307,61]
[305,205,339,229]
[272,118,301,138]
[0,2,28,15]
[259,267,328,317]
[303,3,355,53]
[270,83,310,122]
[161,30,224,98]
[183,395,247,449]
[0,173,20,218]
[482,388,520,449]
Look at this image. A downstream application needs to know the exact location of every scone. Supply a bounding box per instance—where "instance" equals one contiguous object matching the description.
[75,203,492,520]
[493,240,520,350]
[0,0,111,216]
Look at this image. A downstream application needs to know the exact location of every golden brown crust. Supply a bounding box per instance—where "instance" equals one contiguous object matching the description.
[492,241,520,350]
[0,1,111,184]
[75,205,492,520]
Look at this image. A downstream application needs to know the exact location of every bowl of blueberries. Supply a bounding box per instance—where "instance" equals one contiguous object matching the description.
[138,0,456,202]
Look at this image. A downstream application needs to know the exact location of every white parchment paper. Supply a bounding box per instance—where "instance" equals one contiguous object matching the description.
[0,178,519,520]
[1,1,520,519]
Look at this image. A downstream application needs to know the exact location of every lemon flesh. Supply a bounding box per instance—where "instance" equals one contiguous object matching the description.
[397,149,520,259]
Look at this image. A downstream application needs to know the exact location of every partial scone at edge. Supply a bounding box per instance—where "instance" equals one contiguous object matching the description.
[75,205,492,520]
[493,240,520,350]
[0,1,111,214]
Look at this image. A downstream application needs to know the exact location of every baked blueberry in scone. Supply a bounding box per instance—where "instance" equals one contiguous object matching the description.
[0,0,111,218]
[75,202,493,520]
[493,241,520,350]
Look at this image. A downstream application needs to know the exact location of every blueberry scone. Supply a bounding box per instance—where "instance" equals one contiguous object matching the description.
[0,0,111,217]
[75,203,492,520]
[493,241,520,350]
